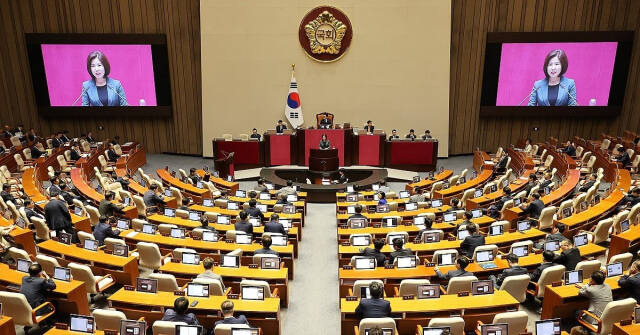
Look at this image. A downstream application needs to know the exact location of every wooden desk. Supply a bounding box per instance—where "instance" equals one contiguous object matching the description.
[45,330,104,335]
[157,169,210,204]
[609,223,640,262]
[0,316,14,335]
[336,216,495,239]
[0,263,89,315]
[114,168,178,209]
[189,204,304,227]
[108,289,280,335]
[405,170,454,192]
[36,239,139,285]
[613,322,640,335]
[340,291,518,335]
[466,171,534,210]
[70,168,138,220]
[195,169,239,193]
[541,275,625,319]
[433,167,493,203]
[114,145,146,175]
[0,217,37,256]
[516,243,607,269]
[336,207,457,224]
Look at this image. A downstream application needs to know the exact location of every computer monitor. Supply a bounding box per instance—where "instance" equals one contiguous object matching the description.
[15,217,25,229]
[412,176,421,183]
[459,176,466,184]
[481,323,508,335]
[544,241,560,252]
[227,202,239,210]
[371,184,380,191]
[502,180,509,188]
[376,204,390,213]
[136,278,158,293]
[352,235,371,246]
[490,184,498,193]
[417,284,441,299]
[513,197,521,206]
[142,224,156,235]
[346,193,358,202]
[346,185,355,193]
[235,234,251,244]
[564,270,583,285]
[16,258,31,273]
[259,193,271,200]
[607,262,623,277]
[413,216,426,226]
[347,206,356,215]
[472,280,494,295]
[171,228,186,239]
[202,198,213,207]
[265,183,274,190]
[123,197,131,206]
[83,239,98,251]
[182,252,200,265]
[113,244,129,257]
[279,219,292,229]
[364,329,393,335]
[489,225,504,236]
[635,307,640,324]
[235,190,246,197]
[202,231,218,242]
[175,325,204,335]
[535,318,561,335]
[396,256,417,269]
[405,202,418,211]
[561,207,572,219]
[256,204,268,212]
[573,234,588,247]
[221,255,239,268]
[360,286,372,299]
[260,257,280,269]
[287,194,298,202]
[387,234,405,245]
[69,314,95,333]
[354,257,376,270]
[271,235,287,246]
[474,190,483,198]
[120,320,146,335]
[443,212,456,223]
[74,207,83,216]
[241,286,265,300]
[457,229,470,240]
[399,191,410,199]
[437,253,456,266]
[117,219,130,230]
[217,215,230,224]
[422,231,440,243]
[186,283,209,297]
[59,232,72,244]
[428,171,435,179]
[512,246,529,257]
[383,217,398,228]
[164,189,172,197]
[53,267,71,281]
[196,182,203,189]
[164,208,175,217]
[248,218,261,227]
[431,199,442,207]
[472,209,482,218]
[517,220,531,232]
[283,204,296,214]
[188,211,201,221]
[231,328,260,335]
[476,250,494,262]
[544,187,551,195]
[423,326,450,335]
[621,219,630,232]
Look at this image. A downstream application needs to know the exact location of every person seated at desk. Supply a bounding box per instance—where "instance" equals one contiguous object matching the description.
[409,191,427,203]
[93,216,121,246]
[86,131,97,143]
[534,223,569,250]
[525,174,539,196]
[319,113,332,129]
[389,238,413,264]
[460,224,485,257]
[111,136,120,146]
[59,183,77,206]
[234,211,253,236]
[530,250,558,282]
[23,199,44,223]
[245,199,265,222]
[354,281,391,319]
[364,120,375,133]
[614,145,631,167]
[1,183,16,204]
[569,326,589,335]
[215,300,249,326]
[108,172,130,192]
[250,128,261,140]
[335,169,348,184]
[189,168,202,185]
[388,129,400,141]
[179,198,192,211]
[255,235,279,256]
[540,172,553,189]
[254,178,267,192]
[349,205,367,220]
[494,152,509,174]
[576,270,612,318]
[162,297,200,325]
[247,191,257,200]
[494,186,512,213]
[435,256,473,281]
[69,145,81,161]
[27,128,39,143]
[265,214,287,235]
[276,180,296,198]
[51,132,63,148]
[106,144,120,162]
[20,263,56,317]
[554,239,581,271]
[319,133,331,149]
[422,130,433,140]
[454,212,474,232]
[449,198,462,211]
[275,120,287,134]
[276,193,291,205]
[489,253,528,289]
[561,140,576,157]
[0,146,5,155]
[377,192,387,206]
[197,257,224,286]
[405,129,417,141]
[99,191,124,217]
[578,173,597,193]
[359,238,386,267]
[30,144,45,159]
[520,192,544,220]
[618,260,640,303]
[143,184,166,210]
[623,187,640,207]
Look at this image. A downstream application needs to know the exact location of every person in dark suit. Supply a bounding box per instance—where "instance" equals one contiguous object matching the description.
[435,256,473,280]
[265,214,287,235]
[623,188,640,207]
[20,263,56,315]
[69,145,81,161]
[86,132,96,143]
[562,140,576,157]
[214,300,250,327]
[51,132,63,148]
[489,253,529,289]
[255,235,278,256]
[93,216,121,245]
[27,128,38,143]
[44,190,76,241]
[530,250,558,282]
[520,192,544,219]
[525,174,539,196]
[161,297,199,325]
[618,260,640,303]
[319,134,331,149]
[494,186,512,212]
[534,223,569,250]
[540,172,553,189]
[178,198,192,211]
[234,211,253,236]
[349,205,367,220]
[449,198,462,211]
[1,183,16,204]
[47,178,62,196]
[250,128,261,140]
[336,169,348,184]
[23,200,44,223]
[578,174,597,193]
[495,153,509,173]
[388,129,400,141]
[354,281,391,319]
[98,191,124,217]
[364,120,375,133]
[422,130,433,140]
[245,199,265,222]
[360,238,387,267]
[389,238,413,264]
[188,168,202,185]
[405,129,417,140]
[143,184,166,209]
[615,146,631,167]
[111,136,120,145]
[319,113,332,129]
[454,211,474,232]
[460,224,485,257]
[109,172,130,191]
[275,120,287,134]
[60,131,70,143]
[2,125,12,138]
[106,144,120,162]
[30,144,45,159]
[554,239,581,271]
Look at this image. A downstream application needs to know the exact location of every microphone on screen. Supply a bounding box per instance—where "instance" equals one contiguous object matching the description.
[72,86,88,106]
[518,85,539,106]
[107,85,129,106]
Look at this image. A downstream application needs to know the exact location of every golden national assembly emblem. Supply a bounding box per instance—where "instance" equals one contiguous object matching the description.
[298,6,353,62]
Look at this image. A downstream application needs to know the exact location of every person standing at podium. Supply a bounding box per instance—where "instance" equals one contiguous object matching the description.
[276,120,287,134]
[319,134,331,149]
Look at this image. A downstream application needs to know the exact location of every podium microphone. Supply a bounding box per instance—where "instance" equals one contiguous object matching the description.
[518,86,538,106]
[107,85,128,106]
[72,87,88,106]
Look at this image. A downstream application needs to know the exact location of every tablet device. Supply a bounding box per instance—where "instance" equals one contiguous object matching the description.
[346,186,355,193]
[120,320,146,335]
[564,270,583,285]
[512,245,529,257]
[188,211,201,221]
[352,235,371,246]
[376,204,389,213]
[621,219,630,232]
[544,241,560,252]
[383,217,398,228]
[164,189,172,197]
[74,207,83,216]
[286,194,298,202]
[573,233,588,247]
[142,223,157,235]
[235,190,246,198]
[347,206,356,214]
[417,284,441,299]
[231,328,260,335]
[474,189,483,198]
[249,218,261,227]
[271,235,287,246]
[123,197,131,206]
[16,258,31,273]
[443,212,456,223]
[472,280,494,295]
[256,204,268,212]
[472,209,483,218]
[396,256,417,269]
[476,250,494,262]
[164,208,175,217]
[221,255,239,268]
[354,257,376,270]
[59,232,73,245]
[69,314,95,333]
[517,220,531,232]
[53,266,71,281]
[182,252,200,265]
[136,278,157,293]
[437,253,456,266]
[490,184,498,193]
[170,228,186,239]
[217,215,230,224]
[457,229,470,240]
[202,199,213,207]
[489,225,503,236]
[227,202,239,210]
[422,231,440,243]
[431,199,442,207]
[405,202,418,211]
[282,204,296,214]
[83,239,98,251]
[607,262,623,277]
[387,234,405,245]
[534,318,561,335]
[371,184,380,191]
[117,219,130,230]
[241,286,265,300]
[202,231,218,242]
[186,283,209,297]
[235,234,251,244]
[259,193,271,200]
[399,191,410,199]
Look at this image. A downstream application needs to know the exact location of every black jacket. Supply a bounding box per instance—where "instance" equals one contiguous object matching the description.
[495,265,529,287]
[30,146,44,159]
[389,248,413,264]
[51,137,62,148]
[618,273,640,303]
[563,145,576,157]
[245,207,264,221]
[495,195,512,212]
[98,199,121,217]
[579,180,596,193]
[264,221,286,235]
[617,152,631,167]
[214,315,249,327]
[460,234,485,257]
[25,207,44,222]
[436,268,472,281]
[93,222,121,245]
[70,149,81,161]
[143,190,165,207]
[107,149,120,162]
[354,298,391,319]
[44,198,72,230]
[522,199,544,219]
[530,262,557,282]
[20,276,56,309]
[546,232,569,243]
[554,247,581,271]
[234,220,254,236]
[361,248,387,267]
[1,191,15,204]
[275,125,287,133]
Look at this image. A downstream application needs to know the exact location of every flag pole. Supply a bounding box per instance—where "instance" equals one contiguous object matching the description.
[291,63,295,76]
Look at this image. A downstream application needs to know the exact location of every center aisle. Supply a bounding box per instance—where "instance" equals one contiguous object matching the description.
[281,203,340,334]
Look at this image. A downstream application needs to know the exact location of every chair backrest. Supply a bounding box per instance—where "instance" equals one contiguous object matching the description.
[0,291,36,326]
[69,262,99,294]
[152,320,187,335]
[92,309,126,331]
[57,155,67,168]
[573,193,587,212]
[499,274,530,303]
[536,265,565,297]
[460,188,475,206]
[170,187,183,205]
[447,276,478,294]
[131,218,147,231]
[613,210,630,234]
[472,244,498,262]
[431,181,444,194]
[64,150,72,161]
[77,231,95,245]
[628,202,640,225]
[240,279,272,298]
[213,323,250,335]
[98,155,109,169]
[538,206,557,230]
[575,260,602,279]
[31,217,50,241]
[495,147,504,157]
[592,218,614,245]
[398,279,430,296]
[133,195,147,217]
[609,253,633,271]
[459,168,468,179]
[192,277,226,296]
[114,144,123,156]
[8,247,31,264]
[22,148,32,160]
[448,175,459,186]
[353,280,384,299]
[491,220,511,231]
[85,205,100,226]
[359,318,396,335]
[172,248,196,260]
[493,311,528,335]
[104,237,126,251]
[35,254,60,275]
[158,223,178,236]
[428,317,465,335]
[149,273,180,292]
[227,248,243,257]
[544,154,554,168]
[575,146,584,158]
[597,298,636,335]
[600,138,611,151]
[136,242,162,270]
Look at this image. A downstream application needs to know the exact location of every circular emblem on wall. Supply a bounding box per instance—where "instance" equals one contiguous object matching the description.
[298,6,353,62]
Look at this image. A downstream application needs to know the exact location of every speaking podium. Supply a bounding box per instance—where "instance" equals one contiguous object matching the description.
[309,148,339,173]
[215,152,235,179]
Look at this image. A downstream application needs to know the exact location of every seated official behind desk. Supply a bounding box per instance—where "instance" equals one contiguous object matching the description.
[576,270,612,319]
[275,120,287,134]
[20,263,56,316]
[360,238,387,267]
[489,253,528,289]
[162,297,200,325]
[554,240,581,271]
[354,281,391,320]
[215,300,250,327]
[618,260,640,302]
[319,134,331,149]
[255,235,279,256]
[435,256,472,281]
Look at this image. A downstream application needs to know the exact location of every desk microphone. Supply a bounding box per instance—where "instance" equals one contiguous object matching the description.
[518,86,538,106]
[107,85,128,106]
[72,87,88,106]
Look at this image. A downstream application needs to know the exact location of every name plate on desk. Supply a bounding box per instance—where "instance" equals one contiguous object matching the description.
[342,265,353,270]
[425,263,435,267]
[171,258,180,263]
[384,264,394,269]
[173,290,185,296]
[372,223,381,228]
[402,295,415,300]
[447,236,456,241]
[620,319,633,326]
[341,242,350,246]
[227,294,239,300]
[457,291,470,297]
[346,296,358,301]
[248,264,259,269]
[551,281,562,287]
[193,236,201,241]
[402,222,412,226]
[55,323,68,330]
[105,331,118,335]
[104,249,113,255]
[340,225,348,229]
[124,285,135,291]
[225,239,234,243]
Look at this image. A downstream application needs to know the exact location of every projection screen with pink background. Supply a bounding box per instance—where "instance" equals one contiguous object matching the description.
[496,42,618,106]
[41,44,157,106]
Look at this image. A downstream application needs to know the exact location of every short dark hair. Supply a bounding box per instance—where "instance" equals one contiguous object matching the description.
[202,257,214,270]
[173,297,189,314]
[369,281,383,299]
[503,186,512,195]
[257,178,264,185]
[49,189,60,197]
[543,49,568,78]
[529,174,538,181]
[28,263,42,277]
[367,120,372,123]
[149,184,158,190]
[99,215,107,223]
[87,51,111,79]
[592,270,605,284]
[409,129,415,132]
[367,327,383,335]
[532,192,540,199]
[373,238,384,251]
[355,205,363,214]
[392,237,404,249]
[464,211,473,219]
[505,253,519,264]
[556,223,566,233]
[286,180,293,187]
[262,235,272,248]
[248,191,257,199]
[239,211,248,220]
[2,183,9,191]
[221,300,234,314]
[249,199,257,207]
[467,224,477,233]
[189,168,196,173]
[424,218,433,230]
[379,191,386,199]
[457,256,470,269]
[24,199,32,206]
[270,213,279,221]
[182,198,191,205]
[450,198,459,207]
[543,250,555,262]
[105,191,114,200]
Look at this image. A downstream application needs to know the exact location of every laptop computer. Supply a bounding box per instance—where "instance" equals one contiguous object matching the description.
[221,255,239,268]
[354,257,376,270]
[607,262,623,277]
[417,284,441,299]
[182,252,200,265]
[120,320,146,335]
[136,278,158,293]
[472,280,494,295]
[423,326,450,335]
[564,270,583,285]
[53,266,71,281]
[175,325,204,335]
[186,283,209,297]
[480,323,508,335]
[535,318,561,335]
[69,314,95,333]
[241,286,265,300]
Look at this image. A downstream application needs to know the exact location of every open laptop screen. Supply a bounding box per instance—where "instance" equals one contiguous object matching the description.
[535,319,561,335]
[69,314,94,333]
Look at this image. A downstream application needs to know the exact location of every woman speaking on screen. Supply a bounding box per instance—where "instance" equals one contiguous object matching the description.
[81,51,128,106]
[527,49,577,106]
